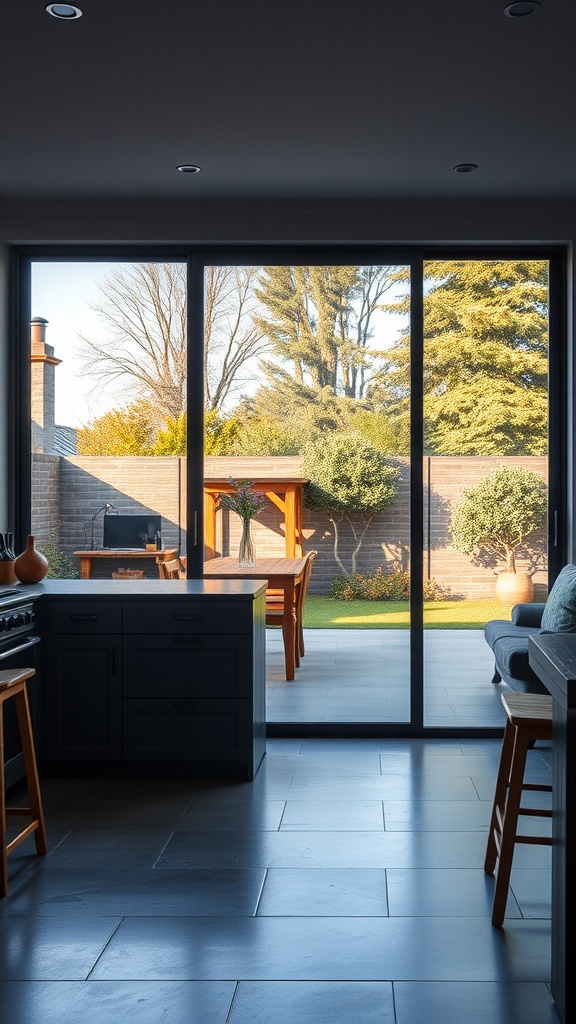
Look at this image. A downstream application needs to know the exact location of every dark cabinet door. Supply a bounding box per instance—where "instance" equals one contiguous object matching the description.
[44,634,122,760]
[122,634,253,699]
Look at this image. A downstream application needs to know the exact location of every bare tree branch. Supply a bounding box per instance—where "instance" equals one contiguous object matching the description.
[78,262,268,422]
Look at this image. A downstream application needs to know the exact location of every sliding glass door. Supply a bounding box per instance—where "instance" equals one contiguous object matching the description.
[19,246,563,733]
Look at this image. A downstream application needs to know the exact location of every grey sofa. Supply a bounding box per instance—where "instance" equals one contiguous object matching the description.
[484,602,548,694]
[484,563,576,694]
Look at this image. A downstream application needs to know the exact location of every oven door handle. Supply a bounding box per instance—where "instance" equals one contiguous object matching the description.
[0,635,41,662]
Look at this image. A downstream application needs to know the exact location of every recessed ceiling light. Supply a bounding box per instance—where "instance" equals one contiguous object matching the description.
[176,165,201,173]
[453,163,479,173]
[45,3,83,18]
[504,1,541,17]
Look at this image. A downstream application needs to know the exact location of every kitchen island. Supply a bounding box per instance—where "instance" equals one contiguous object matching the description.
[32,579,267,780]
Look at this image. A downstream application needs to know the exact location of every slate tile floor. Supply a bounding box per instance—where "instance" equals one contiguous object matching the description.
[2,735,559,1023]
[266,628,502,727]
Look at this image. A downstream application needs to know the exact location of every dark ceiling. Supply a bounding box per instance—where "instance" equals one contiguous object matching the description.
[1,0,575,202]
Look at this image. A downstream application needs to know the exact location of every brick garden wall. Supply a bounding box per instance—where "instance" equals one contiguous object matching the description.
[30,454,60,546]
[31,454,548,597]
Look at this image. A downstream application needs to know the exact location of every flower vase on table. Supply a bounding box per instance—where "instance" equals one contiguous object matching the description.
[238,518,255,568]
[215,479,266,570]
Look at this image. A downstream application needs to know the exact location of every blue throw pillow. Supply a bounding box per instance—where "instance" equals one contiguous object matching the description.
[541,564,576,632]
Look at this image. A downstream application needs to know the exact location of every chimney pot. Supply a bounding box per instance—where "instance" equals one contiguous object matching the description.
[30,316,49,347]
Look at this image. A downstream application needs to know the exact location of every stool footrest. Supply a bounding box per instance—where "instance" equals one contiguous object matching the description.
[515,835,553,846]
[518,807,552,818]
[6,821,41,856]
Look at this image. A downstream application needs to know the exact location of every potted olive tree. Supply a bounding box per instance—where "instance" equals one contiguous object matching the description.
[450,466,547,604]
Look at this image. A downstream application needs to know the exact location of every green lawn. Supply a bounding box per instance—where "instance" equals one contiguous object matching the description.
[302,595,512,630]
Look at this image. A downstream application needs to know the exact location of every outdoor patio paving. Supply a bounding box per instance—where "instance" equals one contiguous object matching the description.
[266,628,504,727]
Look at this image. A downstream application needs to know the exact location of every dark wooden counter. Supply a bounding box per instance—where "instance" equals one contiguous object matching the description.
[529,633,576,1024]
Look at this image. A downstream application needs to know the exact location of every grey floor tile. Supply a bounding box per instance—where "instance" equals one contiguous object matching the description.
[287,774,479,801]
[280,800,385,830]
[0,981,236,1024]
[510,869,552,919]
[228,981,395,1024]
[0,868,266,917]
[257,868,389,916]
[37,830,172,869]
[386,868,521,919]
[89,915,551,982]
[178,800,286,831]
[393,981,560,1024]
[156,827,494,870]
[383,799,492,831]
[0,916,121,980]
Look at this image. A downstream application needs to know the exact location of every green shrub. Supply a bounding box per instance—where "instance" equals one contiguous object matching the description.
[330,565,447,601]
[41,543,80,579]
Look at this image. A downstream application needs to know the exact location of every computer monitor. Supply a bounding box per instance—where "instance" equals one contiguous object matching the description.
[103,514,162,550]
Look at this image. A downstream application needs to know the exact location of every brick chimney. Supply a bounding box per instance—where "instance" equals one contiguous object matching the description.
[30,317,62,454]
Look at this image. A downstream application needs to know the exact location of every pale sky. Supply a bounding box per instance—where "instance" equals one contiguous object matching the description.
[31,261,131,428]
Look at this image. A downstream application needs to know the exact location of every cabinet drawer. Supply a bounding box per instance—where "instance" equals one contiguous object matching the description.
[122,634,253,698]
[122,698,252,761]
[122,600,253,634]
[50,601,122,634]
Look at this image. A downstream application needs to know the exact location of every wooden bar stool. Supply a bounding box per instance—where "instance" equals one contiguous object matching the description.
[0,668,47,897]
[484,691,553,928]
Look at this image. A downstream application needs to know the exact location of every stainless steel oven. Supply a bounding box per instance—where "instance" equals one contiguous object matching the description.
[0,588,42,787]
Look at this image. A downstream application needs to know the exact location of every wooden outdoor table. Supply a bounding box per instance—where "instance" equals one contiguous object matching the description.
[203,555,307,680]
[73,549,178,580]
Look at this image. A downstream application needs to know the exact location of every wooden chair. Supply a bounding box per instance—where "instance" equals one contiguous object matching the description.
[484,691,553,928]
[0,668,47,897]
[266,550,317,669]
[159,558,185,580]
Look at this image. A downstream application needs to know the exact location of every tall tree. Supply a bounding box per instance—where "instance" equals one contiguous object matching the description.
[204,266,268,410]
[78,262,266,422]
[373,260,549,455]
[253,264,398,402]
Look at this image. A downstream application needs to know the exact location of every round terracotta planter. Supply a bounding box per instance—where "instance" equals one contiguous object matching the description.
[495,571,534,606]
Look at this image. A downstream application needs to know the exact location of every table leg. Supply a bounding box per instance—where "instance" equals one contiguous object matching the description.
[78,557,91,580]
[282,579,297,680]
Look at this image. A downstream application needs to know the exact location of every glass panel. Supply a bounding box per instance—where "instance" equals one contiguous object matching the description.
[203,264,411,724]
[422,259,549,727]
[30,261,187,580]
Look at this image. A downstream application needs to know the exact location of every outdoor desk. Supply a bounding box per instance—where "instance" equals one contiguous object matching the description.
[74,548,178,580]
[529,632,576,1024]
[203,556,307,680]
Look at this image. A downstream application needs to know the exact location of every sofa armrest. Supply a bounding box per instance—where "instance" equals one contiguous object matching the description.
[511,602,546,627]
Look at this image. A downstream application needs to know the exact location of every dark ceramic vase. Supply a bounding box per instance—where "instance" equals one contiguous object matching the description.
[14,535,48,584]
